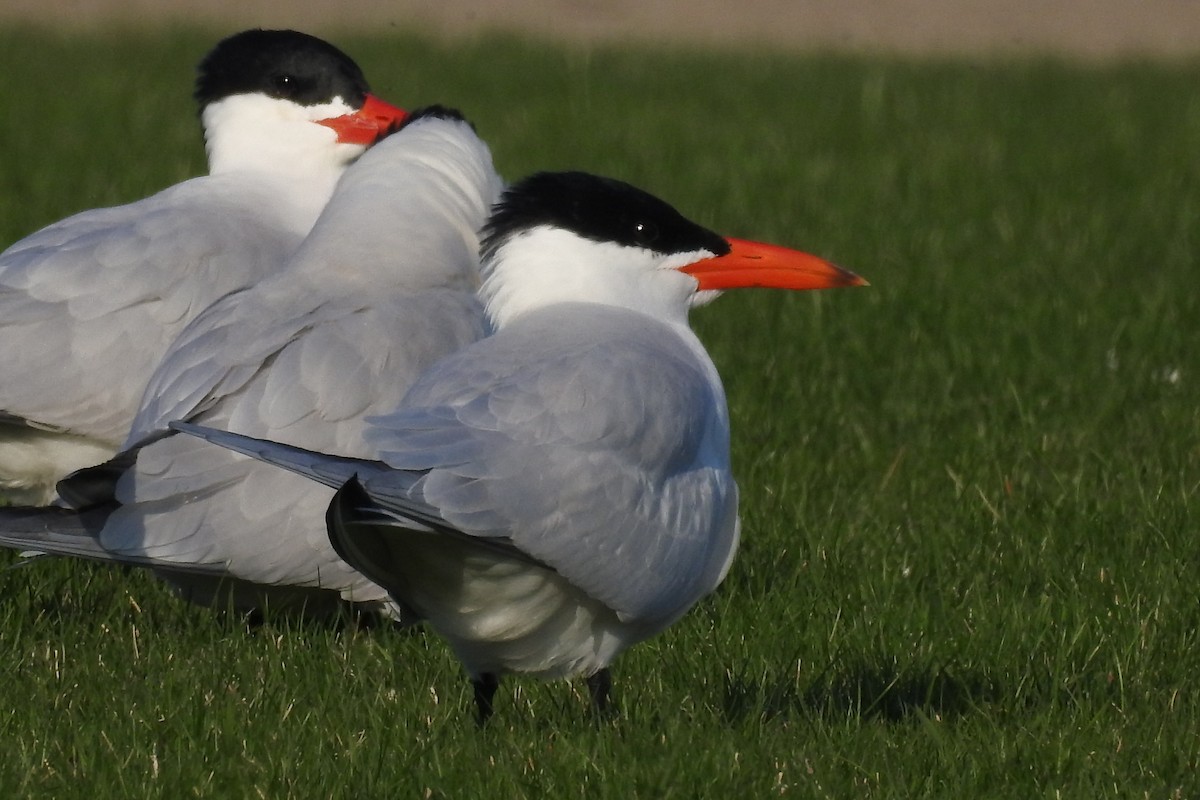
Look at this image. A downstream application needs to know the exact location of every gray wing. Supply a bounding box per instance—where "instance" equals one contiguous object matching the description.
[360,305,740,624]
[95,293,483,595]
[75,115,497,602]
[125,113,502,447]
[0,172,306,443]
[170,423,453,540]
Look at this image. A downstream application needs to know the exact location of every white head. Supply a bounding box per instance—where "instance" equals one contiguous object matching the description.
[478,172,865,331]
[194,30,407,179]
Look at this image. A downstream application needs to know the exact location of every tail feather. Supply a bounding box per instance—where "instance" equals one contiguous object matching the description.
[170,421,544,569]
[169,421,383,490]
[0,505,227,575]
[0,504,118,564]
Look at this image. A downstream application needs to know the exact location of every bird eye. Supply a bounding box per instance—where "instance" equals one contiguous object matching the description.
[633,220,658,246]
[271,74,294,94]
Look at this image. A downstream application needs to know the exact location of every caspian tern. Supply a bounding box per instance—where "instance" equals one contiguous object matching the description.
[172,170,866,720]
[0,29,407,504]
[0,107,501,620]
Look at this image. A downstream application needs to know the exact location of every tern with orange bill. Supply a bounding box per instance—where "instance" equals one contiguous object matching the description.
[173,170,866,720]
[0,107,500,621]
[0,29,407,503]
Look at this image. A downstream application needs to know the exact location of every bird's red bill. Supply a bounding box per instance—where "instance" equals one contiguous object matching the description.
[317,94,409,145]
[681,237,866,292]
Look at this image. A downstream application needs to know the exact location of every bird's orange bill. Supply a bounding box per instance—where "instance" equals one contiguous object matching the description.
[318,94,409,145]
[680,237,866,291]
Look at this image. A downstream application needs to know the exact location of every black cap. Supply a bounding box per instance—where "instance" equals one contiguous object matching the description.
[195,29,372,111]
[482,172,730,262]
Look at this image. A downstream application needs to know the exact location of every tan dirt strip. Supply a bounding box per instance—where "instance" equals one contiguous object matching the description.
[1,0,1198,60]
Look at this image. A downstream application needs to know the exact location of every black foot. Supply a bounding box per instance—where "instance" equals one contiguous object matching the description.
[472,673,500,725]
[586,668,616,718]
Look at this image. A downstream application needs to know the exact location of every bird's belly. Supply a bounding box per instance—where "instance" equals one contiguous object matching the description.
[394,534,654,680]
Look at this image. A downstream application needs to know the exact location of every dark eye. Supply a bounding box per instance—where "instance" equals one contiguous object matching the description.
[271,74,294,94]
[633,220,658,246]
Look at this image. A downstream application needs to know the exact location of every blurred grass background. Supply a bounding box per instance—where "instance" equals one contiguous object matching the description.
[0,27,1197,798]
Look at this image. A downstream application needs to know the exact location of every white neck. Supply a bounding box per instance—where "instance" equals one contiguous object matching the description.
[201,93,365,191]
[481,227,713,332]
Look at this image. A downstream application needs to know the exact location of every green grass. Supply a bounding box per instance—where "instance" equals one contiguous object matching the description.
[1,26,1198,798]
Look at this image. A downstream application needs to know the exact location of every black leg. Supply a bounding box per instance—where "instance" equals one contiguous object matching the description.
[586,668,615,717]
[472,673,500,724]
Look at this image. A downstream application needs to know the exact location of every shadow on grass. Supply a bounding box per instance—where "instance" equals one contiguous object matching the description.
[3,556,423,642]
[722,658,1002,724]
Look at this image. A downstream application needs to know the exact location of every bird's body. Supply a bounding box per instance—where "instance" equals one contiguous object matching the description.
[0,29,407,503]
[0,171,322,488]
[32,109,501,619]
[338,303,736,680]
[174,171,866,718]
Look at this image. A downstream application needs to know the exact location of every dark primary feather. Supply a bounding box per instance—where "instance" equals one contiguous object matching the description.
[57,446,145,510]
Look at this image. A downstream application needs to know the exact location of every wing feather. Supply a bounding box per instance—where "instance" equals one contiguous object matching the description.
[0,172,308,442]
[356,305,739,623]
[65,116,500,609]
